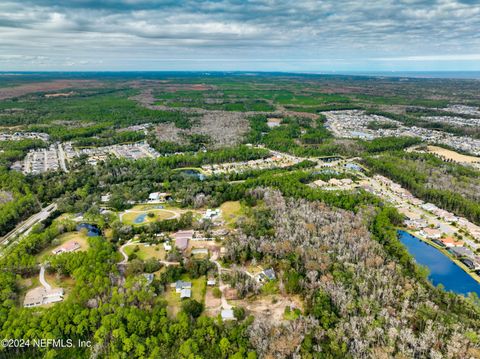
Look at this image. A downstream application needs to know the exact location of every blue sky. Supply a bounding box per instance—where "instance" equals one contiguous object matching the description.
[0,0,479,71]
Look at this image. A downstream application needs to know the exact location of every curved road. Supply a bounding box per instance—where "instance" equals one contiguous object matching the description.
[118,241,180,266]
[118,208,179,222]
[39,265,52,291]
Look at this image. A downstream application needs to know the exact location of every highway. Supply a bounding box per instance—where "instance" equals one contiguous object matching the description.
[0,203,57,252]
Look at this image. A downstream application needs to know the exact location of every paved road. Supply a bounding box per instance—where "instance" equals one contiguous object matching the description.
[118,208,179,222]
[118,241,180,266]
[39,265,52,291]
[0,203,57,249]
[210,256,232,310]
[57,143,69,173]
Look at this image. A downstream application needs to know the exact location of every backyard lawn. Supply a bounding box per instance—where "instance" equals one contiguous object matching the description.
[120,205,178,225]
[124,243,167,260]
[37,231,89,261]
[164,275,206,318]
[220,201,243,226]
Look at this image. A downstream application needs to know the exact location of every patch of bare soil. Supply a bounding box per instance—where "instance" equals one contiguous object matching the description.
[0,190,13,205]
[0,80,103,100]
[128,80,214,93]
[154,112,250,148]
[134,87,281,146]
[192,112,250,147]
[155,123,187,144]
[204,287,222,317]
[231,295,303,324]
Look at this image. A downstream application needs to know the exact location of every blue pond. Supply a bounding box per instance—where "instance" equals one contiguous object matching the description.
[180,169,206,181]
[134,213,147,224]
[76,223,101,237]
[398,230,480,297]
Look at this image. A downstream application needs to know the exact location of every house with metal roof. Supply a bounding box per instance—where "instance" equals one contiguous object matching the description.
[175,280,192,293]
[180,288,191,299]
[221,309,236,321]
[449,246,475,259]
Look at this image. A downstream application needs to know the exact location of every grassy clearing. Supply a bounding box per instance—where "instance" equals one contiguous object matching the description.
[220,201,243,226]
[37,231,89,262]
[164,285,182,318]
[426,145,480,164]
[121,208,176,225]
[124,244,167,261]
[188,275,207,303]
[163,275,206,318]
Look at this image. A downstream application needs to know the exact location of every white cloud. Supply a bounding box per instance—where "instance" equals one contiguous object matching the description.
[0,0,479,70]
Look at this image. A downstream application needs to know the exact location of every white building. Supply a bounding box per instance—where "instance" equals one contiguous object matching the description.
[221,309,236,321]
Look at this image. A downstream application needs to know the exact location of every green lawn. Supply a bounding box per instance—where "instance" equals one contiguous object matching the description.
[121,207,177,225]
[124,244,167,261]
[163,275,206,318]
[220,201,243,226]
[36,231,89,262]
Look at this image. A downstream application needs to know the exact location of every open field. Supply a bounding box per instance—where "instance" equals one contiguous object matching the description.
[0,79,103,100]
[164,275,206,318]
[426,145,480,164]
[229,294,303,324]
[124,244,166,261]
[120,205,178,225]
[204,287,222,317]
[37,231,89,261]
[220,201,243,226]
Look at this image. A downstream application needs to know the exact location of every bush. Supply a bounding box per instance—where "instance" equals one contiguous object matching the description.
[212,287,222,298]
[233,306,246,320]
[144,258,162,273]
[181,299,203,318]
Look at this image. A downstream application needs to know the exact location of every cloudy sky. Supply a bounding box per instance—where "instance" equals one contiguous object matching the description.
[0,0,479,72]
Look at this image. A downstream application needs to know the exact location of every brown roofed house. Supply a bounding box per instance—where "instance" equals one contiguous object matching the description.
[52,241,81,255]
[174,230,194,251]
[439,237,464,248]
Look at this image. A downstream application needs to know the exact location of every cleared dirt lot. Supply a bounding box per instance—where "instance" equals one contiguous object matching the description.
[0,79,103,100]
[230,294,303,324]
[154,111,250,147]
[426,145,480,164]
[204,287,222,317]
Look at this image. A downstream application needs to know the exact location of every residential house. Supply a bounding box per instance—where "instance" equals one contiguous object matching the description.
[24,287,64,308]
[180,289,191,299]
[443,214,458,223]
[203,208,221,220]
[421,203,438,212]
[143,273,154,284]
[148,192,171,203]
[449,246,475,259]
[174,280,192,293]
[257,268,276,282]
[221,309,236,321]
[52,241,81,255]
[439,237,464,248]
[419,228,441,240]
[191,248,208,256]
[174,230,194,251]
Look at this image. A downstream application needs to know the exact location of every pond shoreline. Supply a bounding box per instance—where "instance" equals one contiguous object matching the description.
[400,228,480,285]
[398,229,480,296]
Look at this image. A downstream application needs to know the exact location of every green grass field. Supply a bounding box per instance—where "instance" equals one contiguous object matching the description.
[120,206,177,225]
[37,231,89,262]
[220,201,243,226]
[124,244,167,261]
[164,275,206,318]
